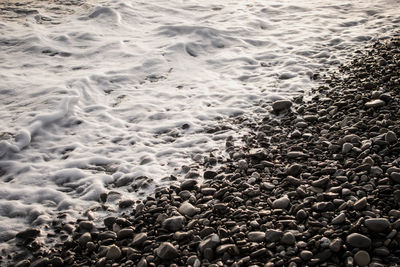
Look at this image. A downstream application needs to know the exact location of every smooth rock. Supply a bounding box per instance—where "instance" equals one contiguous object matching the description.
[281,232,295,245]
[117,228,134,239]
[78,232,92,246]
[272,100,292,112]
[30,258,49,267]
[300,250,313,261]
[131,232,147,246]
[272,196,290,209]
[346,233,371,248]
[247,231,266,242]
[342,143,353,154]
[332,213,346,224]
[329,238,342,252]
[365,99,385,108]
[156,242,179,260]
[79,221,94,231]
[353,197,367,210]
[199,234,220,253]
[106,245,121,260]
[365,218,390,232]
[266,229,283,242]
[385,131,397,144]
[390,172,400,183]
[180,179,197,190]
[179,202,199,217]
[16,228,40,239]
[162,216,185,232]
[354,250,370,266]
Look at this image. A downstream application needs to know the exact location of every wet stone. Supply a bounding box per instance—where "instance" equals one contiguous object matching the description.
[162,216,185,232]
[266,229,283,242]
[16,228,40,239]
[156,242,179,260]
[30,258,49,267]
[272,99,292,112]
[79,221,94,231]
[247,231,266,242]
[346,233,371,248]
[106,245,122,260]
[272,196,290,209]
[180,179,197,190]
[354,250,370,266]
[365,218,390,232]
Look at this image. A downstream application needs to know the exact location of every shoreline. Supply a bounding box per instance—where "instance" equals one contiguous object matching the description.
[7,35,400,266]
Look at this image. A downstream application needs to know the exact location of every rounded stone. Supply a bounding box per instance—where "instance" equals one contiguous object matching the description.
[281,232,295,245]
[272,196,290,209]
[346,233,371,248]
[179,202,199,217]
[365,218,390,232]
[354,250,370,266]
[162,216,185,232]
[385,131,397,144]
[156,242,179,260]
[106,245,122,260]
[272,99,293,112]
[299,250,313,261]
[131,232,148,246]
[247,231,266,242]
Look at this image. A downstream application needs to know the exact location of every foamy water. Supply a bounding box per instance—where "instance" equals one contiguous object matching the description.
[0,0,399,250]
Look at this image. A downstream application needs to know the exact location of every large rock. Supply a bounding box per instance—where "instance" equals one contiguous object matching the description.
[156,242,179,260]
[272,100,292,113]
[162,216,185,232]
[346,233,371,248]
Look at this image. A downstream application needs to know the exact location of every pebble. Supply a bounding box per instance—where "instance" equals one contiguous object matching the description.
[390,172,400,183]
[342,142,353,154]
[238,159,248,170]
[199,234,220,253]
[16,228,40,239]
[365,99,385,108]
[117,228,134,239]
[131,232,147,246]
[106,245,122,260]
[272,196,290,209]
[156,242,179,260]
[162,216,185,232]
[180,179,197,190]
[265,229,283,242]
[353,197,367,210]
[178,201,199,217]
[299,250,313,261]
[385,131,397,144]
[247,231,265,242]
[280,232,295,245]
[79,221,94,231]
[272,99,292,112]
[364,218,390,232]
[354,250,370,266]
[78,232,92,246]
[30,258,49,267]
[332,213,346,224]
[329,238,342,252]
[346,233,371,248]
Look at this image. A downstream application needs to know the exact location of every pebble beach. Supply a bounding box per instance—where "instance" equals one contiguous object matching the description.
[8,35,400,267]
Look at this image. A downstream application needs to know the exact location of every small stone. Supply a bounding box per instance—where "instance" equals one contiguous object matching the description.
[79,221,94,231]
[299,250,313,261]
[329,238,342,252]
[162,216,185,232]
[272,196,290,209]
[353,197,367,210]
[311,177,329,188]
[137,258,147,267]
[15,260,30,267]
[131,232,147,246]
[342,143,353,154]
[296,209,308,220]
[180,179,197,190]
[265,229,283,242]
[286,164,303,176]
[247,231,265,242]
[365,218,390,232]
[332,213,346,224]
[346,233,371,248]
[78,232,92,246]
[281,232,295,245]
[30,258,49,267]
[390,172,400,183]
[119,199,135,208]
[199,234,220,253]
[354,250,370,266]
[117,228,134,239]
[287,151,306,158]
[106,245,121,260]
[203,170,218,179]
[156,242,179,260]
[272,99,292,112]
[238,159,248,170]
[365,99,385,108]
[16,228,40,239]
[179,202,199,217]
[385,131,397,144]
[216,244,239,255]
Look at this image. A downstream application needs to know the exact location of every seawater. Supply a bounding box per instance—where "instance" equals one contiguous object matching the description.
[0,0,399,251]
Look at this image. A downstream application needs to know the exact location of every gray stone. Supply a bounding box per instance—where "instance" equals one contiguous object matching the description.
[272,100,292,112]
[365,218,390,232]
[178,202,199,217]
[79,221,94,231]
[216,244,239,255]
[156,242,178,260]
[329,238,342,252]
[238,159,248,170]
[296,209,308,220]
[78,232,92,246]
[131,232,147,246]
[199,234,220,253]
[247,231,265,242]
[354,250,370,266]
[332,213,346,224]
[299,250,313,261]
[180,179,197,190]
[30,258,49,267]
[106,245,121,260]
[137,258,147,267]
[385,131,397,144]
[16,228,40,239]
[286,164,303,176]
[390,172,400,183]
[266,229,283,242]
[342,143,353,154]
[162,216,185,232]
[117,228,134,239]
[353,197,367,210]
[346,233,371,248]
[281,232,295,245]
[272,196,290,209]
[365,99,385,108]
[287,151,306,158]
